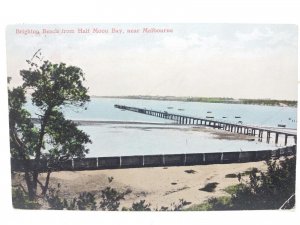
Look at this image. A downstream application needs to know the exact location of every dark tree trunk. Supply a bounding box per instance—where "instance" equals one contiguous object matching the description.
[32,107,53,196]
[24,171,35,200]
[41,170,51,196]
[11,130,36,200]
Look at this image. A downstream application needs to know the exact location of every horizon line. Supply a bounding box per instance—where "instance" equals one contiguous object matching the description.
[90,95,298,102]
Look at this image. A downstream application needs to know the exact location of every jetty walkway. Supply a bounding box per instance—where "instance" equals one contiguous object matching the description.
[114,104,297,146]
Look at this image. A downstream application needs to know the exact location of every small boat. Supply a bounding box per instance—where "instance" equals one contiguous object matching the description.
[178,108,184,111]
[222,116,227,118]
[207,111,212,113]
[278,124,286,128]
[235,116,241,118]
[167,107,173,109]
[206,116,214,119]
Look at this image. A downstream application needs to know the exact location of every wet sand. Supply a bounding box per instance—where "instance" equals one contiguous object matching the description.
[111,124,257,141]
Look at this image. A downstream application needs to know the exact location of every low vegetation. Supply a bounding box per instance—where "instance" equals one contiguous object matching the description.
[223,184,244,195]
[188,155,296,210]
[225,168,260,179]
[184,169,196,174]
[187,196,231,211]
[225,173,238,178]
[199,182,219,192]
[12,177,191,211]
[12,187,41,209]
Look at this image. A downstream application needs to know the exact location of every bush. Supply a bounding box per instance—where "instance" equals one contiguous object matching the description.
[225,173,237,178]
[46,185,66,210]
[187,196,231,211]
[122,200,151,211]
[223,184,244,195]
[76,192,97,210]
[12,187,41,209]
[188,156,296,210]
[230,156,296,210]
[199,182,219,192]
[46,184,97,210]
[99,187,125,211]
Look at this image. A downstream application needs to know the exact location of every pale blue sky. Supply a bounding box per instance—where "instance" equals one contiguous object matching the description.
[6,23,298,100]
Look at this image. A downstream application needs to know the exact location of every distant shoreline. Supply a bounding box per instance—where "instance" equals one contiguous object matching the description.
[92,95,297,107]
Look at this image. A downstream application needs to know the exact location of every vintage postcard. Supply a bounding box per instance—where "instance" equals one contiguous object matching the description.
[6,23,297,211]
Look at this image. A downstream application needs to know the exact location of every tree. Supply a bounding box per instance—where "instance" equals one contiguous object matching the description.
[9,53,91,201]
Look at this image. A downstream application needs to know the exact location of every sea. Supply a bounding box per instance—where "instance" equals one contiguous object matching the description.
[25,98,297,157]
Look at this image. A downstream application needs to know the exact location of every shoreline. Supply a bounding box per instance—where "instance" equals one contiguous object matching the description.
[94,96,297,107]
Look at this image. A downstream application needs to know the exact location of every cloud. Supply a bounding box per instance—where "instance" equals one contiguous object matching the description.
[75,34,113,47]
[160,34,227,51]
[235,28,272,41]
[160,35,198,50]
[235,27,297,47]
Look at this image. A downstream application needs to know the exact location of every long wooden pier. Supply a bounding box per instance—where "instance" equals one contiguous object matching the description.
[114,104,297,146]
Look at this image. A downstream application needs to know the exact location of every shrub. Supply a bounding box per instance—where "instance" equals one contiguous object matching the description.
[12,187,41,209]
[199,182,219,192]
[187,196,231,211]
[122,200,151,211]
[225,173,237,178]
[188,156,296,210]
[76,192,97,210]
[99,187,125,211]
[230,156,296,210]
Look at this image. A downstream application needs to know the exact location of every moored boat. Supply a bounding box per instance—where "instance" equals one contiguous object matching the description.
[278,124,286,128]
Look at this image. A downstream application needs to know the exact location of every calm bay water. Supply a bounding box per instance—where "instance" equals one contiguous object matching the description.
[26,98,297,157]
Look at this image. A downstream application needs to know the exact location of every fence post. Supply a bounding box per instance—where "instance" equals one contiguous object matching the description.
[142,155,145,167]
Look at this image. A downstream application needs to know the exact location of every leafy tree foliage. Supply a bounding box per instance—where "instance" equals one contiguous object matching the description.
[9,54,91,200]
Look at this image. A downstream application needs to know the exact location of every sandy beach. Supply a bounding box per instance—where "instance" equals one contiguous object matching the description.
[13,160,267,210]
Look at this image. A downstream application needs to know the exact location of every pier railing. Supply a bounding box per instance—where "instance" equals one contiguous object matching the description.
[11,145,296,172]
